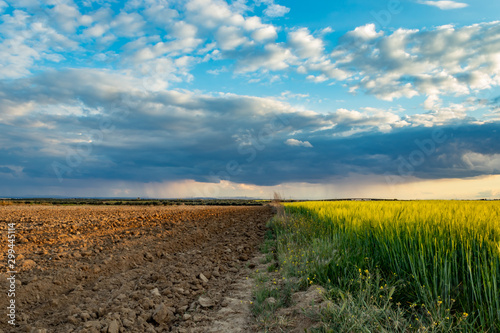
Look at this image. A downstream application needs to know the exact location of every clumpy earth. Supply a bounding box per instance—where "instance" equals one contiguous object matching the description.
[0,205,274,333]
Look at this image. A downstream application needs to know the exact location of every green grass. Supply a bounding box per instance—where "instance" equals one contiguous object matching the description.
[269,200,500,332]
[251,223,302,331]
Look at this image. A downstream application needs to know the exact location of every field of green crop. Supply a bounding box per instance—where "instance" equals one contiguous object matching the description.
[271,200,500,332]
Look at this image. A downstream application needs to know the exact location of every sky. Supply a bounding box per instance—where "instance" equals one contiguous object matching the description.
[0,0,500,199]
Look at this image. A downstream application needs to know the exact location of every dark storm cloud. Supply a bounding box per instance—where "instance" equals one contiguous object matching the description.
[1,69,500,192]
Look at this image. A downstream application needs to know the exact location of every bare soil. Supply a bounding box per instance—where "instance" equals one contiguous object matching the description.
[0,205,274,333]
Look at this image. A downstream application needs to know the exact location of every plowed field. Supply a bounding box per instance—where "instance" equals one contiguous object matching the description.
[0,205,274,333]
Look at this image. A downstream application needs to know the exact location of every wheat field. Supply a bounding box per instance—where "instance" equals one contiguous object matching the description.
[277,200,500,331]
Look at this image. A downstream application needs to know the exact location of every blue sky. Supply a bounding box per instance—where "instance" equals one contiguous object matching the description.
[1,0,500,199]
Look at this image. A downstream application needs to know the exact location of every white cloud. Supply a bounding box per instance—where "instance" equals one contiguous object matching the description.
[251,25,278,42]
[306,74,328,83]
[110,11,146,37]
[280,91,309,99]
[176,0,284,66]
[345,23,383,41]
[418,1,468,10]
[0,0,498,117]
[215,25,248,50]
[137,56,198,90]
[0,99,35,124]
[83,23,108,37]
[237,43,295,73]
[47,2,83,33]
[171,21,198,39]
[285,138,313,148]
[240,16,262,31]
[264,3,290,17]
[255,0,290,18]
[142,1,178,25]
[0,9,78,79]
[185,0,236,29]
[288,28,324,59]
[407,100,476,126]
[3,68,415,140]
[320,27,334,35]
[462,153,500,172]
[329,22,500,101]
[332,108,409,133]
[79,13,93,25]
[0,1,7,13]
[230,0,250,14]
[423,94,441,110]
[0,38,39,79]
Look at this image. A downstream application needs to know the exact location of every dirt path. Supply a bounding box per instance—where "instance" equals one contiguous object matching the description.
[0,205,274,333]
[172,253,262,333]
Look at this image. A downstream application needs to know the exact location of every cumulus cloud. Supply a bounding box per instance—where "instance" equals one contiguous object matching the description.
[418,1,468,10]
[234,21,500,106]
[263,3,290,17]
[215,25,248,50]
[110,11,145,37]
[236,44,295,73]
[251,25,278,42]
[288,28,324,59]
[306,74,328,83]
[256,0,290,18]
[0,9,78,79]
[462,152,500,173]
[0,0,286,84]
[83,23,107,37]
[5,0,495,104]
[285,138,313,148]
[47,1,84,33]
[172,17,499,104]
[345,23,383,40]
[331,108,409,134]
[329,22,500,101]
[171,21,198,39]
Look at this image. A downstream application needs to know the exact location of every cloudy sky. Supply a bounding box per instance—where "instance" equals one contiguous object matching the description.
[1,0,500,199]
